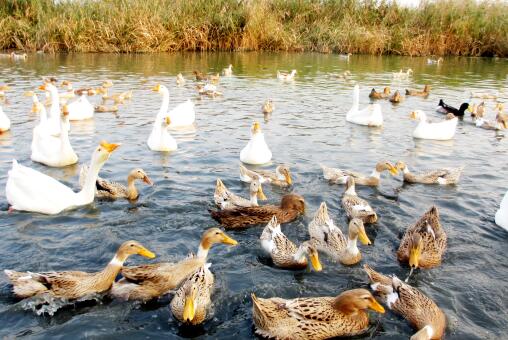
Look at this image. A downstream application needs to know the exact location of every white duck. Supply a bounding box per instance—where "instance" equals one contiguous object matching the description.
[495,190,508,232]
[39,83,70,135]
[240,122,272,165]
[277,70,297,81]
[410,110,457,141]
[0,105,10,133]
[67,89,94,120]
[31,105,78,167]
[6,141,119,215]
[152,84,195,127]
[346,85,383,127]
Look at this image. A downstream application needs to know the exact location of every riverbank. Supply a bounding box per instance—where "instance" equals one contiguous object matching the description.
[1,0,507,56]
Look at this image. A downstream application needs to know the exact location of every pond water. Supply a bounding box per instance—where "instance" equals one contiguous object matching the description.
[0,52,507,339]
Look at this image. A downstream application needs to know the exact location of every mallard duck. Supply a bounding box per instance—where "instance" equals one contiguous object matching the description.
[67,89,94,120]
[395,161,463,185]
[94,105,119,113]
[409,110,457,140]
[80,166,152,200]
[251,288,384,340]
[176,73,185,85]
[406,85,431,97]
[308,202,371,265]
[393,69,413,79]
[170,263,214,325]
[495,190,508,231]
[193,71,207,81]
[214,178,266,210]
[346,85,383,127]
[470,91,497,100]
[260,216,322,271]
[239,164,292,187]
[31,105,78,167]
[222,64,233,76]
[369,87,391,99]
[321,161,398,186]
[389,90,404,103]
[7,141,119,215]
[240,122,272,165]
[110,228,237,301]
[277,70,297,81]
[436,99,469,116]
[4,240,155,300]
[0,105,10,133]
[397,206,447,269]
[427,57,444,65]
[341,177,377,224]
[210,194,305,229]
[262,99,274,114]
[209,73,220,84]
[364,265,446,340]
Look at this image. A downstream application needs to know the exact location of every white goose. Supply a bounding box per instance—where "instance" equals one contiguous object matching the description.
[148,85,177,151]
[410,110,457,141]
[67,90,94,120]
[495,190,508,232]
[0,105,10,133]
[31,105,78,167]
[152,84,195,128]
[346,85,383,127]
[6,141,119,215]
[240,122,272,165]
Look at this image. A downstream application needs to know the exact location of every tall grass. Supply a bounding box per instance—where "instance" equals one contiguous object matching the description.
[0,0,507,56]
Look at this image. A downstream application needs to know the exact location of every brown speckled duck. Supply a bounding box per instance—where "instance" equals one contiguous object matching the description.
[364,264,446,339]
[210,194,305,229]
[251,288,385,340]
[397,206,447,269]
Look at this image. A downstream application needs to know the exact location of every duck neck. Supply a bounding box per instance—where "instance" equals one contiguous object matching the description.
[126,175,139,200]
[157,89,170,122]
[77,156,104,205]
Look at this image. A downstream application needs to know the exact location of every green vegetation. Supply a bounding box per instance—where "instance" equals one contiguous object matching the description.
[1,0,507,56]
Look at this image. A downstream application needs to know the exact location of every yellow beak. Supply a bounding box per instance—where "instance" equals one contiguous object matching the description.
[284,172,293,185]
[368,298,385,313]
[409,247,420,268]
[358,230,371,246]
[183,294,196,322]
[100,141,121,153]
[257,185,267,201]
[137,247,156,259]
[221,233,238,246]
[309,252,323,272]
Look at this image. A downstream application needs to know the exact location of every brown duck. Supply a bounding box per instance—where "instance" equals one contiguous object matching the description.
[210,194,305,229]
[406,85,431,97]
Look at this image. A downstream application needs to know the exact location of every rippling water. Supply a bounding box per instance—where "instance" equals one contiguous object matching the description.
[0,53,507,339]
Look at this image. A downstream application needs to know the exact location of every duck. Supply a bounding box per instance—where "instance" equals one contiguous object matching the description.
[389,90,404,103]
[79,166,152,200]
[397,206,447,269]
[262,99,274,114]
[210,194,305,229]
[436,99,469,116]
[0,105,11,133]
[321,161,398,186]
[31,105,78,167]
[222,64,233,76]
[406,85,431,97]
[395,161,463,185]
[346,85,383,127]
[239,164,292,187]
[427,57,444,65]
[364,265,446,340]
[308,202,371,265]
[94,104,119,113]
[393,69,413,79]
[67,89,94,120]
[369,87,391,99]
[495,190,508,232]
[251,288,385,340]
[193,71,207,81]
[110,228,237,301]
[277,70,297,81]
[152,84,195,127]
[4,240,155,300]
[170,263,214,325]
[341,176,377,223]
[260,216,322,271]
[6,141,119,215]
[147,115,177,152]
[176,73,185,85]
[240,122,272,165]
[410,110,457,140]
[214,178,266,210]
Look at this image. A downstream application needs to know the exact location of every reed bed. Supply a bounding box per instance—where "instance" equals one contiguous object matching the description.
[0,0,507,56]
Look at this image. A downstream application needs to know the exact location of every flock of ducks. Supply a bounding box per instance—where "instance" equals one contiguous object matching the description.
[0,57,507,339]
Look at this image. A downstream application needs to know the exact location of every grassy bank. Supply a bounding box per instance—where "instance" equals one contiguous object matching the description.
[1,0,507,56]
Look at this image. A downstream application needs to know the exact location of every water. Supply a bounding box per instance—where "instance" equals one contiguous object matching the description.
[0,53,507,339]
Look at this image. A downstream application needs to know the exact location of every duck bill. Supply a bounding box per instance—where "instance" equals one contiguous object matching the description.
[221,233,238,246]
[368,298,385,313]
[358,230,371,246]
[100,141,121,153]
[183,295,195,322]
[137,247,156,259]
[257,185,267,201]
[309,252,323,272]
[409,247,420,268]
[284,173,293,185]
